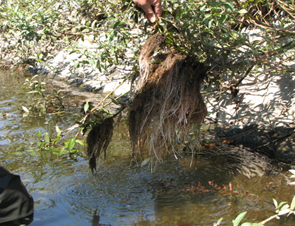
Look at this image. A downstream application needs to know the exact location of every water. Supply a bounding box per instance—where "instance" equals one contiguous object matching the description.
[1,70,295,226]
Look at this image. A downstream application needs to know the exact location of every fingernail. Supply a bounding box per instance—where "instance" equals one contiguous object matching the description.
[150,16,156,23]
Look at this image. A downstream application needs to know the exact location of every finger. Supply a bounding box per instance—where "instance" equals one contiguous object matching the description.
[141,4,157,22]
[152,0,162,18]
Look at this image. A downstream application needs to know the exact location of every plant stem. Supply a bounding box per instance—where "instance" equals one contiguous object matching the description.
[259,214,279,225]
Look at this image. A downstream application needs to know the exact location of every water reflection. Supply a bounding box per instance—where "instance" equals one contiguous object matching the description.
[1,70,295,226]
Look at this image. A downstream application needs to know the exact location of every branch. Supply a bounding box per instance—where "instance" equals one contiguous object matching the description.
[248,14,295,35]
[234,64,255,88]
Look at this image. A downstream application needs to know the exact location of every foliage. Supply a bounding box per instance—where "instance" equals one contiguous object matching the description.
[21,74,85,157]
[22,75,64,114]
[1,0,294,77]
[26,126,85,158]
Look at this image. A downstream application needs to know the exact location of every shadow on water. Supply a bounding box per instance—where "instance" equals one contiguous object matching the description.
[1,70,295,226]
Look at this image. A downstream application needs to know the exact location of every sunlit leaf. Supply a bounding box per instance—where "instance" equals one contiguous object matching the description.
[290,195,295,210]
[278,202,288,209]
[75,139,85,146]
[141,157,151,167]
[216,217,223,224]
[278,209,290,216]
[27,91,40,94]
[232,211,247,226]
[21,106,29,113]
[238,9,248,14]
[84,101,90,113]
[55,125,62,137]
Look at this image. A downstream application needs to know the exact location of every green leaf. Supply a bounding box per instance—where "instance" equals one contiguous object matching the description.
[55,125,62,137]
[218,15,227,25]
[233,212,247,226]
[84,101,90,113]
[216,217,223,224]
[38,141,45,149]
[241,223,252,226]
[44,132,50,144]
[69,149,79,154]
[110,97,120,105]
[141,157,151,167]
[66,138,76,150]
[75,139,85,146]
[223,2,234,11]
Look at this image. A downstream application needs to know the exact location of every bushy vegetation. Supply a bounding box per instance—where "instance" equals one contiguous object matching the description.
[1,0,294,79]
[1,1,295,224]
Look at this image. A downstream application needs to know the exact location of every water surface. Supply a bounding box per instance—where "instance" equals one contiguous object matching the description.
[1,70,295,226]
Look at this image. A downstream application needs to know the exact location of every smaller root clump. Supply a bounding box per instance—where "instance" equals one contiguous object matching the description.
[86,110,114,172]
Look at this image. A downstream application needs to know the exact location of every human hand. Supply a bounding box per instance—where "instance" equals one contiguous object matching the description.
[133,0,162,23]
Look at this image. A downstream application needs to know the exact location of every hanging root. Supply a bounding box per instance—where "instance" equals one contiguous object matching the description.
[128,33,208,158]
[86,110,114,173]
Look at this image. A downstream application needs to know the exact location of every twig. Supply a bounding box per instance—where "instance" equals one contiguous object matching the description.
[91,72,133,112]
[234,64,255,88]
[276,0,295,20]
[259,214,279,225]
[65,72,134,134]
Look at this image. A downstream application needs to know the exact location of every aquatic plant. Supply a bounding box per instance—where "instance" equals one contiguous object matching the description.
[26,126,85,158]
[22,75,65,114]
[212,169,295,225]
